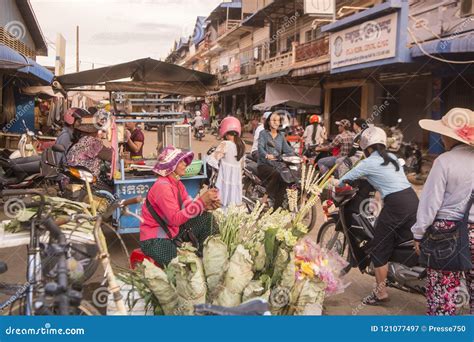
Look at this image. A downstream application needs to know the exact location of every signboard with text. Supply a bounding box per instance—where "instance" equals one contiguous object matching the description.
[329,12,398,70]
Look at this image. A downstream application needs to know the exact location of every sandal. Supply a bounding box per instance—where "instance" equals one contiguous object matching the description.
[363,292,390,306]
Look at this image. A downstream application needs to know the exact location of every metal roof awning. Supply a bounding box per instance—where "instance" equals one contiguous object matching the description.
[258,69,291,81]
[242,0,300,27]
[104,81,212,97]
[17,57,54,84]
[211,78,257,94]
[57,58,216,90]
[253,83,321,111]
[21,86,63,98]
[411,35,474,57]
[253,99,319,111]
[0,43,30,70]
[207,1,242,21]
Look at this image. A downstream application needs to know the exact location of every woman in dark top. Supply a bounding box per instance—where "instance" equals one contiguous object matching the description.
[257,112,295,209]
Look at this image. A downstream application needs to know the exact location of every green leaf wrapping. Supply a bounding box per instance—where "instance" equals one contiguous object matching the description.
[214,245,254,307]
[242,279,270,303]
[142,259,178,315]
[279,252,295,289]
[251,242,266,272]
[169,246,207,315]
[203,236,229,298]
[290,278,326,316]
[271,247,289,286]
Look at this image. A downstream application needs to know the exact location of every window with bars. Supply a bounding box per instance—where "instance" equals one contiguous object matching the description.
[0,27,35,58]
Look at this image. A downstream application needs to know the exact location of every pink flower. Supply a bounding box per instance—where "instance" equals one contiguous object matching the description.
[456,125,474,142]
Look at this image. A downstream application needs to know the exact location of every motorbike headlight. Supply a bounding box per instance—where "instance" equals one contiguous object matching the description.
[68,167,97,183]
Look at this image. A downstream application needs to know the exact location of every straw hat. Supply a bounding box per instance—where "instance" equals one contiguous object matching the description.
[419,108,474,146]
[153,146,194,177]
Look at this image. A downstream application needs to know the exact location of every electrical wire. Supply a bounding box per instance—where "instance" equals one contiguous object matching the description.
[408,28,474,64]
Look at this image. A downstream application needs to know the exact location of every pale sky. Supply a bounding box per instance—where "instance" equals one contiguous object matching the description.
[30,0,223,73]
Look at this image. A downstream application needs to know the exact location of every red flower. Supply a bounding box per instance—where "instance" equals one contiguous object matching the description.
[456,125,474,142]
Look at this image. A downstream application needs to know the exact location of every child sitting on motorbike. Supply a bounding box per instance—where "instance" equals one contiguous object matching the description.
[338,126,419,305]
[257,112,296,209]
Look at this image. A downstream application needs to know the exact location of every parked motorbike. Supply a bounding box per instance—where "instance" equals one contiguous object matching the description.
[9,120,55,159]
[194,126,205,141]
[317,180,426,294]
[242,150,317,232]
[386,119,424,181]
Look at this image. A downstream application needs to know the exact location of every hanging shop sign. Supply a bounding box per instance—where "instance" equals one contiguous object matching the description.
[304,0,335,16]
[329,12,398,70]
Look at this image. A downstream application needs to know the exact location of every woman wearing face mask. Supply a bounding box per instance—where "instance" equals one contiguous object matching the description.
[257,112,296,209]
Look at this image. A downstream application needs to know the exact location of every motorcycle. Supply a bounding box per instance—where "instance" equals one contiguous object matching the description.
[194,126,205,141]
[242,148,318,232]
[317,179,426,294]
[9,120,55,159]
[386,119,424,182]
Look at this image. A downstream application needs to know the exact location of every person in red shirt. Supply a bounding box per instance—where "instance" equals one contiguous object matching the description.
[124,118,145,159]
[140,146,221,266]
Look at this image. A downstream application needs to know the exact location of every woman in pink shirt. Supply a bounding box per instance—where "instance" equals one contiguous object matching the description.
[140,146,221,266]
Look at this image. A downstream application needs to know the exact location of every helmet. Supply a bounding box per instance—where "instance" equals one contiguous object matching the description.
[219,116,241,138]
[309,115,320,124]
[64,107,90,125]
[263,111,272,120]
[360,126,387,150]
[336,119,352,129]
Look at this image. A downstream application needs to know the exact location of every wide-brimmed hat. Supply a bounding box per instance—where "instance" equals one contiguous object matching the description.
[153,146,194,177]
[74,115,99,134]
[419,108,474,146]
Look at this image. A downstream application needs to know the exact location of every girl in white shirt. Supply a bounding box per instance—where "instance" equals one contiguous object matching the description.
[210,117,246,208]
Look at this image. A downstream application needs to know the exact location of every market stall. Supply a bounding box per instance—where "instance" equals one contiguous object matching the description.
[56,58,216,234]
[110,99,205,234]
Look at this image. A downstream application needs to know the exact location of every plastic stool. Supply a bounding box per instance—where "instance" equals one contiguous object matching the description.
[130,248,159,269]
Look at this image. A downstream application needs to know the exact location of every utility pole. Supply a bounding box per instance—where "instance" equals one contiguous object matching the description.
[76,26,79,72]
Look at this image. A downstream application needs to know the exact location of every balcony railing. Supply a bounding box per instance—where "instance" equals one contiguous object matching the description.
[256,51,293,75]
[217,20,241,37]
[294,37,329,63]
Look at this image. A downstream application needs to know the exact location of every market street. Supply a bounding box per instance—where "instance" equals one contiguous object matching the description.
[0,129,426,315]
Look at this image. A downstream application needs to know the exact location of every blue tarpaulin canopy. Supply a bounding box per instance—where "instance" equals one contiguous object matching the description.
[17,57,54,84]
[411,35,474,57]
[0,44,30,70]
[0,44,54,84]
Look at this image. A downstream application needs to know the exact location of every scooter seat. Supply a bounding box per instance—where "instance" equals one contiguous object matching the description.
[0,175,20,185]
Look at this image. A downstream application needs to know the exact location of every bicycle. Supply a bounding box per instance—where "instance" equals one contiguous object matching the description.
[0,189,99,315]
